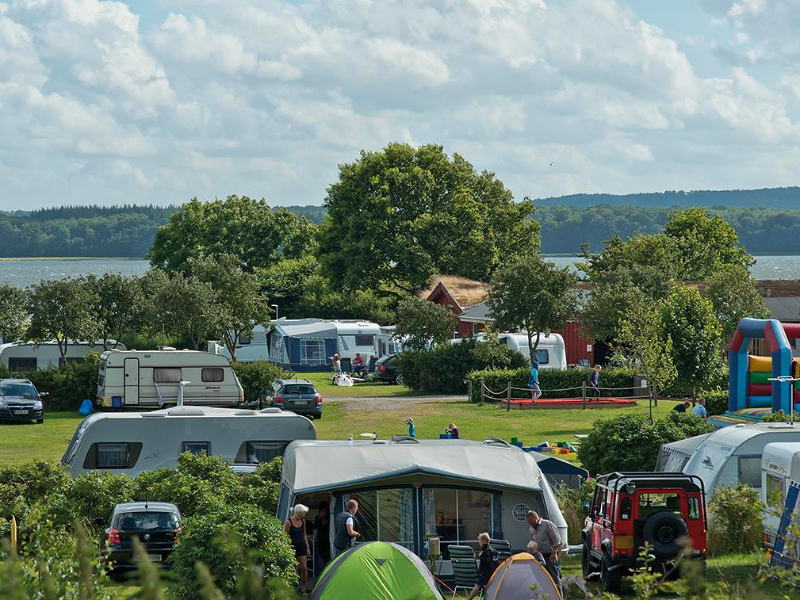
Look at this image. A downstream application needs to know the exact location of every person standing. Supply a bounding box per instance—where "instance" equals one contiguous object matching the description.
[525,511,562,595]
[334,499,361,556]
[284,504,310,594]
[692,398,708,421]
[332,354,341,373]
[528,361,542,401]
[587,365,602,402]
[405,418,416,438]
[467,533,498,600]
[313,501,331,569]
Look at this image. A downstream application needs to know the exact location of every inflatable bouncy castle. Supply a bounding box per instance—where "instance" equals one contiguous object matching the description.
[713,318,800,427]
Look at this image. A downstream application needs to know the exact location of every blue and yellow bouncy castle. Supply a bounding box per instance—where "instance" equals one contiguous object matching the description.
[721,318,800,426]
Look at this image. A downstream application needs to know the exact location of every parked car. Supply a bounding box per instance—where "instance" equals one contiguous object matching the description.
[374,355,402,384]
[582,472,707,593]
[104,502,181,577]
[267,379,323,419]
[0,378,45,424]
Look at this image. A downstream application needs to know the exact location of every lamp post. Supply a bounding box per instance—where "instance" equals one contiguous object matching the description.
[768,375,799,425]
[271,304,279,320]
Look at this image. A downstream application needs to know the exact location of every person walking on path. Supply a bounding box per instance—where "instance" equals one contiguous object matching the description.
[588,365,602,402]
[405,418,416,438]
[284,504,310,594]
[692,398,708,421]
[528,361,542,401]
[526,510,562,596]
[334,499,361,556]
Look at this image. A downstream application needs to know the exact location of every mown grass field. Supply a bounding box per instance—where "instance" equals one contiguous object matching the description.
[300,372,422,398]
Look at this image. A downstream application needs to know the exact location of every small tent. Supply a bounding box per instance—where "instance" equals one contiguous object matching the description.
[484,552,561,600]
[310,541,443,600]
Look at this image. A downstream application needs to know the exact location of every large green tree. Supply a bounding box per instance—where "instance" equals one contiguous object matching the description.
[256,255,319,319]
[393,297,457,351]
[579,273,649,343]
[190,254,272,360]
[658,286,723,399]
[88,273,146,349]
[317,143,539,294]
[148,196,316,272]
[703,264,770,343]
[152,272,221,350]
[27,277,100,360]
[0,284,28,341]
[487,255,578,365]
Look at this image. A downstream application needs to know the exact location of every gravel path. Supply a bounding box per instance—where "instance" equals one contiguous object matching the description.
[324,395,467,411]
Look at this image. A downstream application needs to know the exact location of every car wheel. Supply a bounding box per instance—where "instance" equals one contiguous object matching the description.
[642,511,688,559]
[582,544,597,579]
[601,555,622,593]
[36,418,44,424]
[395,373,404,385]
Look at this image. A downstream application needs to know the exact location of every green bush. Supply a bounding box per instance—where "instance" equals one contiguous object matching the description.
[555,478,595,545]
[231,360,286,402]
[577,412,713,475]
[0,353,100,411]
[699,388,729,415]
[708,484,764,555]
[762,410,789,423]
[466,367,637,402]
[396,339,528,394]
[169,505,297,598]
[661,364,729,398]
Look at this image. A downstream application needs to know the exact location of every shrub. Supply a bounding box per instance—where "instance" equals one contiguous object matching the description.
[466,367,637,402]
[170,505,297,598]
[577,412,713,475]
[660,364,729,398]
[700,388,729,416]
[707,484,764,555]
[396,339,527,394]
[555,478,595,545]
[231,360,286,402]
[0,353,100,411]
[762,410,789,423]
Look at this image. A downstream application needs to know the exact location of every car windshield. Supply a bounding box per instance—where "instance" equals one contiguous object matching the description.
[116,511,179,531]
[283,384,316,394]
[0,383,38,398]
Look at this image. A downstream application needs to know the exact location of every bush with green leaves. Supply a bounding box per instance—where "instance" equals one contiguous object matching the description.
[0,353,100,411]
[577,412,713,475]
[700,388,729,416]
[762,410,790,423]
[708,484,764,555]
[397,338,528,394]
[555,478,596,545]
[170,505,297,598]
[466,366,637,402]
[231,360,286,402]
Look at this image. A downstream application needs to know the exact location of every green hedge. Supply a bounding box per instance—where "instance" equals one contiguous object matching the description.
[0,353,100,411]
[699,388,729,415]
[396,339,528,394]
[231,360,286,402]
[465,367,638,402]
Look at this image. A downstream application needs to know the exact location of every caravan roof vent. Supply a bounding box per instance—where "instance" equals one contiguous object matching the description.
[768,424,796,429]
[390,435,420,444]
[234,410,256,416]
[141,412,166,418]
[167,407,204,416]
[157,346,177,351]
[259,407,282,414]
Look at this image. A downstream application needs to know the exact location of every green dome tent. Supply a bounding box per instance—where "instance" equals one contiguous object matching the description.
[484,552,561,600]
[310,542,443,600]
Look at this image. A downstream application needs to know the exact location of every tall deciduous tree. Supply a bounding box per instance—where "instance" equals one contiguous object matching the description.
[579,273,649,343]
[27,277,100,360]
[148,196,317,273]
[318,143,539,294]
[153,272,220,350]
[703,264,770,343]
[88,273,146,349]
[0,284,28,341]
[190,254,272,361]
[488,256,578,365]
[393,297,457,351]
[658,286,723,400]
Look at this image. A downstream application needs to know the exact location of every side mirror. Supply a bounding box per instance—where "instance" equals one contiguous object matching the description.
[39,392,49,398]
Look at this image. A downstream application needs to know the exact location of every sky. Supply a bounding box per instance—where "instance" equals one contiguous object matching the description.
[1,0,799,210]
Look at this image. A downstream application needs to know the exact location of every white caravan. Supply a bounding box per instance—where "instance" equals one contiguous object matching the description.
[61,406,316,477]
[468,332,567,370]
[762,442,800,546]
[97,349,243,408]
[682,422,800,500]
[207,325,270,362]
[0,340,126,370]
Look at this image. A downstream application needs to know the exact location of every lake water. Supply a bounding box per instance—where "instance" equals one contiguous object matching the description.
[0,255,798,287]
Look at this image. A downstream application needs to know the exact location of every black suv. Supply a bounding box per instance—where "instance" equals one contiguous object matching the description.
[267,379,323,419]
[0,379,45,424]
[105,502,181,578]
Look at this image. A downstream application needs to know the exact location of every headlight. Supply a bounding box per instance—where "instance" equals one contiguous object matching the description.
[33,401,43,410]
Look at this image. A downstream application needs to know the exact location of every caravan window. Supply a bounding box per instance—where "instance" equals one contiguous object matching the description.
[84,442,143,469]
[355,335,374,347]
[351,488,415,551]
[201,368,224,382]
[301,340,325,365]
[422,488,493,558]
[738,457,762,488]
[534,350,549,365]
[239,441,287,464]
[154,368,181,383]
[239,336,251,345]
[766,473,785,507]
[183,441,211,455]
[8,357,36,371]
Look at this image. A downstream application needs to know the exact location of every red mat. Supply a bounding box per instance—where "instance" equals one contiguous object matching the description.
[500,397,638,409]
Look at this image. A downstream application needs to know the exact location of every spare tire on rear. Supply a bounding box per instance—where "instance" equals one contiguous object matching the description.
[642,511,688,558]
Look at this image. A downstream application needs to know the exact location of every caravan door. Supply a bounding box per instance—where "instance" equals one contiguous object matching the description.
[124,358,139,405]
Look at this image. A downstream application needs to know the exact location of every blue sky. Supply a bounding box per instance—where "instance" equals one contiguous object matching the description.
[1,0,799,210]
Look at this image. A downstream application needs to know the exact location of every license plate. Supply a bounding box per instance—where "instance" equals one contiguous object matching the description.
[293,401,310,405]
[147,554,162,562]
[13,410,29,415]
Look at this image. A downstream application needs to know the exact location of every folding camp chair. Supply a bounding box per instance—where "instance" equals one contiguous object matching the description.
[489,539,513,562]
[340,357,352,373]
[448,545,481,599]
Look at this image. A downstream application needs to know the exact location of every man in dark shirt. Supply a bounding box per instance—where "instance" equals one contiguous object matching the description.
[334,499,361,555]
[673,401,691,413]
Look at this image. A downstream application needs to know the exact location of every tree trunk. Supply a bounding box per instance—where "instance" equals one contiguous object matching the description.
[225,331,238,362]
[527,328,542,366]
[192,335,200,350]
[57,336,67,361]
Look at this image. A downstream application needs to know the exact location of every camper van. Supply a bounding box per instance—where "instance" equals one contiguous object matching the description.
[96,349,243,408]
[459,332,567,370]
[0,340,126,370]
[682,422,800,500]
[761,442,800,546]
[61,406,316,477]
[207,325,270,362]
[277,438,567,569]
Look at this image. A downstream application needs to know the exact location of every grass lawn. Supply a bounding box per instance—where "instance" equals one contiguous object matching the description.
[301,372,423,398]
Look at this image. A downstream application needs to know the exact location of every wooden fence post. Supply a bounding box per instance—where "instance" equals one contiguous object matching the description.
[480,377,485,405]
[582,381,587,410]
[506,382,511,412]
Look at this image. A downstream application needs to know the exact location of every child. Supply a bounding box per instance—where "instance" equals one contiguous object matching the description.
[527,540,546,565]
[468,533,499,600]
[528,361,542,401]
[446,422,459,439]
[405,418,416,438]
[588,365,601,402]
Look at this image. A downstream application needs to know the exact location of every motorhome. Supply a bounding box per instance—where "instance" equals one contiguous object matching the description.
[277,437,567,569]
[0,340,126,370]
[61,406,316,477]
[96,349,243,408]
[761,442,800,546]
[454,332,567,370]
[682,422,800,500]
[207,324,270,362]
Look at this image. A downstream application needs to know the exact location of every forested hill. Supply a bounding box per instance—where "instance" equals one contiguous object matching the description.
[2,201,800,257]
[535,186,800,208]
